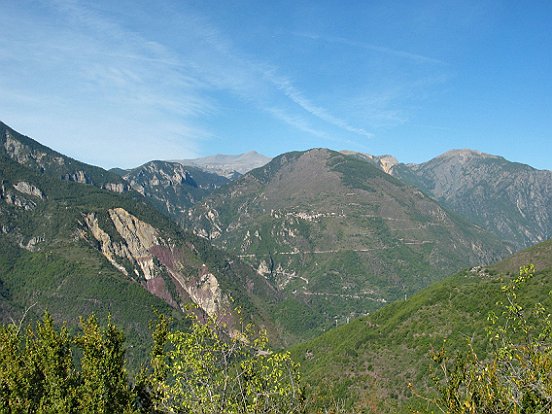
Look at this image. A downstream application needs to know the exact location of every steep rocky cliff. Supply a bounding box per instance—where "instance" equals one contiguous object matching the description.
[81,207,233,319]
[114,160,229,224]
[390,149,552,249]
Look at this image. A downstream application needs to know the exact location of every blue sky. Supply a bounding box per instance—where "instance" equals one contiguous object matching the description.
[0,0,550,169]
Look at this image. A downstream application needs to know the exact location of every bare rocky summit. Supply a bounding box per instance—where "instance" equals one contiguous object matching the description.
[173,151,272,179]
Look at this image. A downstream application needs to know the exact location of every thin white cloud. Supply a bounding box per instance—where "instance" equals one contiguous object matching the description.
[263,70,374,138]
[0,1,396,166]
[294,32,446,65]
[0,0,215,166]
[267,107,332,140]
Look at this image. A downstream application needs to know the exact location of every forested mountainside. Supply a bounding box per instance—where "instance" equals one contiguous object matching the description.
[184,148,509,338]
[292,239,552,413]
[0,121,282,357]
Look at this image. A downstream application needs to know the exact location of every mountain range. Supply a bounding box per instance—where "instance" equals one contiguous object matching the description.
[184,149,509,338]
[389,149,552,250]
[172,151,272,179]
[1,118,551,378]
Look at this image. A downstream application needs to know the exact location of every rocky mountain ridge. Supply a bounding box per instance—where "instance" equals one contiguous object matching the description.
[112,160,229,224]
[388,149,552,249]
[0,121,280,345]
[2,121,130,193]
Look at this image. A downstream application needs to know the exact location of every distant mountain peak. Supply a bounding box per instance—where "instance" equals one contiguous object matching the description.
[172,151,272,178]
[438,149,500,161]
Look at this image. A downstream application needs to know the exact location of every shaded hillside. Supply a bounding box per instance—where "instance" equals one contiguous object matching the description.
[391,149,552,250]
[491,238,552,274]
[292,240,552,413]
[187,149,509,339]
[0,122,281,355]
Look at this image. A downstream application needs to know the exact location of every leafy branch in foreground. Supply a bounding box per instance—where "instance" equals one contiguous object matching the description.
[144,309,304,414]
[416,264,552,413]
[0,308,305,414]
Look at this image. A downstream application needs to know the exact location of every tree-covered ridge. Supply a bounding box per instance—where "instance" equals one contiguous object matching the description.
[0,121,128,192]
[1,265,550,413]
[291,261,552,413]
[421,265,552,413]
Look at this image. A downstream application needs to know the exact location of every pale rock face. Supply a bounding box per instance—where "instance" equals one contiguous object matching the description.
[186,269,223,318]
[84,208,161,280]
[84,213,131,275]
[257,259,271,276]
[62,170,92,184]
[108,208,160,279]
[84,207,231,322]
[13,182,45,199]
[377,155,398,174]
[2,183,36,210]
[84,214,128,276]
[21,236,46,252]
[203,208,222,239]
[102,182,127,193]
[4,134,49,167]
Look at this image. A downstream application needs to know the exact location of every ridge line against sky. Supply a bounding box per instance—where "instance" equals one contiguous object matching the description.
[0,0,550,169]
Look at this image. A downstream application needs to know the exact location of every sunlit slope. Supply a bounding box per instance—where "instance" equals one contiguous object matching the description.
[292,240,552,413]
[188,148,509,338]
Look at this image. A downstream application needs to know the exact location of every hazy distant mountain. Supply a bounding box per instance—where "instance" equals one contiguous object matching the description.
[0,121,279,349]
[390,149,552,249]
[186,148,509,338]
[173,151,272,179]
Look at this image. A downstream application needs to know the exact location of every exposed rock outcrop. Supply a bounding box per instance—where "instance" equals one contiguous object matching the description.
[62,170,93,185]
[84,208,160,280]
[83,207,230,321]
[84,213,132,276]
[13,181,45,199]
[4,133,48,167]
[102,182,129,193]
[186,265,223,318]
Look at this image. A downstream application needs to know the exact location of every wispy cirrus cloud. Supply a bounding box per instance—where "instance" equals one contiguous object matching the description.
[0,0,394,166]
[293,32,446,65]
[0,0,215,166]
[262,70,374,138]
[54,1,375,144]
